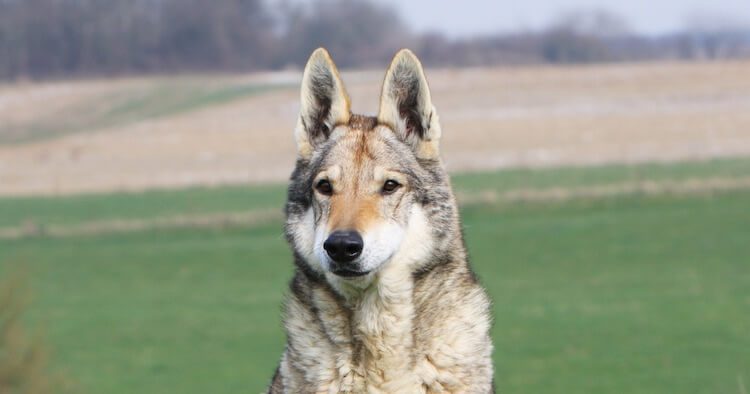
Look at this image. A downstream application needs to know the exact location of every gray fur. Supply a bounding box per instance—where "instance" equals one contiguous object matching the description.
[269,48,494,393]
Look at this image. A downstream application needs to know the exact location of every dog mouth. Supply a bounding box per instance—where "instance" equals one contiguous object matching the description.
[330,267,371,278]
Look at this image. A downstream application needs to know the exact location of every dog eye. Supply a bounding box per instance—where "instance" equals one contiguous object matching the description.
[315,179,333,195]
[382,180,401,194]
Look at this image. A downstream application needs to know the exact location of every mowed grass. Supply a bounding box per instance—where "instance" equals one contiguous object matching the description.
[1,161,749,393]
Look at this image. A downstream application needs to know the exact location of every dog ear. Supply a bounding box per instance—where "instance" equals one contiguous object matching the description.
[295,48,351,159]
[377,49,441,160]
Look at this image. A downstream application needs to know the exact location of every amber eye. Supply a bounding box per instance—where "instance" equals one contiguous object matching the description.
[315,179,333,195]
[382,180,401,194]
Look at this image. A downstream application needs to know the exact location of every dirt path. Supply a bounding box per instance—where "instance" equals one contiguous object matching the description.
[1,61,750,197]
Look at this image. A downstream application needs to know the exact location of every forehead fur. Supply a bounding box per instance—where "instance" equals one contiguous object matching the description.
[320,114,418,174]
[347,114,378,131]
[324,115,382,164]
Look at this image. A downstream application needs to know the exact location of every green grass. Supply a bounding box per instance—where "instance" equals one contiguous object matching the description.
[2,226,289,393]
[1,162,749,393]
[451,157,750,193]
[0,183,285,228]
[463,193,750,393]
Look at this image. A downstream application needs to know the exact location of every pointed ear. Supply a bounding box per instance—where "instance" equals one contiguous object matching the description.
[295,48,351,159]
[377,49,441,160]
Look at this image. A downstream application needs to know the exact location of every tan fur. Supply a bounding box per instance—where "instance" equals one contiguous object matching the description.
[269,49,494,393]
[328,193,380,234]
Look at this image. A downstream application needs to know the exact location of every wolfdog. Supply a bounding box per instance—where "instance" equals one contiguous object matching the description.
[268,48,494,393]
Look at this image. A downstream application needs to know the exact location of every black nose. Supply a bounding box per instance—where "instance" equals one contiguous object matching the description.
[323,231,364,263]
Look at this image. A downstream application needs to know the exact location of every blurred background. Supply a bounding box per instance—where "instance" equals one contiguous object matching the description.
[1,0,749,392]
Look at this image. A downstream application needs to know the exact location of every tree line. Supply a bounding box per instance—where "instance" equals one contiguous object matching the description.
[1,0,749,80]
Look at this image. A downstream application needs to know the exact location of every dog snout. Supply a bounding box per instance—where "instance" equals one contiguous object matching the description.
[323,230,364,263]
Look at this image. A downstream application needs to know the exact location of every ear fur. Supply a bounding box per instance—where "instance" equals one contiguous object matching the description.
[377,49,441,160]
[295,48,351,159]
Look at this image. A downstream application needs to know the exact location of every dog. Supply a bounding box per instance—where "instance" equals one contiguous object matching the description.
[268,48,494,393]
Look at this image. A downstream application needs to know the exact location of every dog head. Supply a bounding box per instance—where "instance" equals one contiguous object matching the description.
[285,48,453,288]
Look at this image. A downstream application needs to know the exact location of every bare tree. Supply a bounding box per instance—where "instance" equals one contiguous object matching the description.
[276,0,410,68]
[551,9,632,39]
[683,12,750,59]
[1,0,749,80]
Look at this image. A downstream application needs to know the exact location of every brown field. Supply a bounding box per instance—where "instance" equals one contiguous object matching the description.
[1,61,750,196]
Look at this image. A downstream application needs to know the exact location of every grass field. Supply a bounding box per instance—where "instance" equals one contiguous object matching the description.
[1,158,749,393]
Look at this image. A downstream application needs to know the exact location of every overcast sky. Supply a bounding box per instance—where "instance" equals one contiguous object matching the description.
[376,0,750,36]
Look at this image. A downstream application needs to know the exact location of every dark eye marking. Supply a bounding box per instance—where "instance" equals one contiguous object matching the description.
[315,179,333,196]
[382,179,401,195]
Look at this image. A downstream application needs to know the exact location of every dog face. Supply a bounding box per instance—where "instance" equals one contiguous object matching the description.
[286,48,445,285]
[309,120,416,278]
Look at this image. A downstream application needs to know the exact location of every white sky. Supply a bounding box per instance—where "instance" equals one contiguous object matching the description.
[376,0,750,36]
